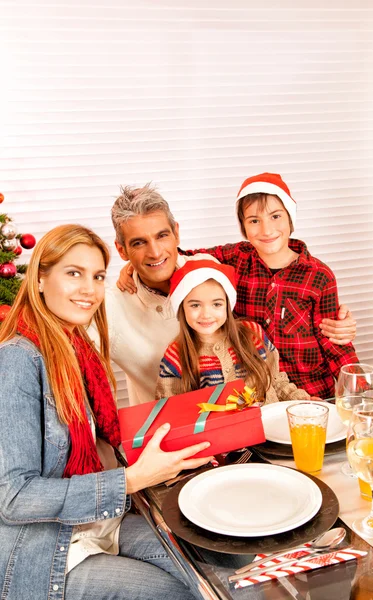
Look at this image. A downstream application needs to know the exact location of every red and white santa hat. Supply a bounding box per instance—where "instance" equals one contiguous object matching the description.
[169,260,237,315]
[236,172,297,226]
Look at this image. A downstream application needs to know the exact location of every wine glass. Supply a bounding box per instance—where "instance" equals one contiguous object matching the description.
[347,420,373,539]
[336,363,373,398]
[335,363,373,476]
[335,394,366,476]
[347,401,373,499]
[347,402,373,440]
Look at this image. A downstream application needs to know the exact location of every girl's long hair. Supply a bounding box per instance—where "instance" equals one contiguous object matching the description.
[177,298,271,399]
[0,224,115,425]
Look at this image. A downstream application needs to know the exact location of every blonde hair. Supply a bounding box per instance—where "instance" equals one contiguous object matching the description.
[177,298,271,399]
[0,224,115,425]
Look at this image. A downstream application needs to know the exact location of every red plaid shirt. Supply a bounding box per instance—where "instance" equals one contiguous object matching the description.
[180,239,358,398]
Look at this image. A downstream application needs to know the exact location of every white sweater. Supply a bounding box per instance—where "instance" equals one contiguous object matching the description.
[88,254,214,405]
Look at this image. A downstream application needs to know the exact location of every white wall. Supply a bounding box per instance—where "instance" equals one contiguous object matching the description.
[1,0,372,405]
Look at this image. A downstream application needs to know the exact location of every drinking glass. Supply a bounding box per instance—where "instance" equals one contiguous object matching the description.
[347,401,373,500]
[335,394,366,476]
[336,363,373,398]
[335,363,373,477]
[347,421,373,538]
[286,402,329,474]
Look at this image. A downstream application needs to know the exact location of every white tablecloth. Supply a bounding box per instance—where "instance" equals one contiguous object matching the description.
[273,451,373,547]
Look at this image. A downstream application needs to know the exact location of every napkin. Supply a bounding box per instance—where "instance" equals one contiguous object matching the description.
[234,543,367,588]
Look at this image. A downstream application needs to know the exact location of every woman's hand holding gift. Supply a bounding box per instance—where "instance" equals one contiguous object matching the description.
[126,423,212,493]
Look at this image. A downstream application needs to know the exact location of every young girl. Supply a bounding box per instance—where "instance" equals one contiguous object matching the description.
[156,259,311,403]
[0,224,211,600]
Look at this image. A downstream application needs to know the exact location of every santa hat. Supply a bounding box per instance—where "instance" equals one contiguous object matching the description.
[236,172,296,226]
[170,260,237,315]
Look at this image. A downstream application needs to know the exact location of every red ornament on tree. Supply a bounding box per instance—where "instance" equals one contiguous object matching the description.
[0,263,17,278]
[20,233,36,250]
[0,192,35,309]
[0,304,11,321]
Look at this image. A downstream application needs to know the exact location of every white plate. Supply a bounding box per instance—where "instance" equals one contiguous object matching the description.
[178,464,322,537]
[261,401,347,445]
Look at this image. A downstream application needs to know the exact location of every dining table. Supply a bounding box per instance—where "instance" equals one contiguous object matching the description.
[132,445,373,600]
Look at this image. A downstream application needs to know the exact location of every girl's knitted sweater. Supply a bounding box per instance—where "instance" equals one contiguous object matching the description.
[155,321,310,403]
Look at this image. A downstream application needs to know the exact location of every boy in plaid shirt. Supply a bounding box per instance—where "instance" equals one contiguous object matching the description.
[117,173,358,399]
[180,173,359,398]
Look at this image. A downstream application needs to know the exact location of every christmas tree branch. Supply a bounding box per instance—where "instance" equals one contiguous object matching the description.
[0,277,23,304]
[0,250,17,264]
[0,214,13,224]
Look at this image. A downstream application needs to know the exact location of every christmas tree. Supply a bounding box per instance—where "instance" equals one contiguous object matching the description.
[0,192,36,321]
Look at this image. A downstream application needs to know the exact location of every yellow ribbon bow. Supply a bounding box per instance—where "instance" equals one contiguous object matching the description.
[197,386,260,413]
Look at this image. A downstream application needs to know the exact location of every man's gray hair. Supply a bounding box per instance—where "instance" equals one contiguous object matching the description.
[111,183,177,246]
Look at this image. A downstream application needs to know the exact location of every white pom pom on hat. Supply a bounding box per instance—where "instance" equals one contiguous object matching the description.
[169,260,237,315]
[236,172,297,226]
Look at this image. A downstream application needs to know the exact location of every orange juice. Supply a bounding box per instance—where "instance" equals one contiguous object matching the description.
[350,573,373,600]
[359,477,372,501]
[289,424,326,473]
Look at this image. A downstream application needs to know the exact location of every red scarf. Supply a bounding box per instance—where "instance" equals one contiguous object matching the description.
[17,317,121,478]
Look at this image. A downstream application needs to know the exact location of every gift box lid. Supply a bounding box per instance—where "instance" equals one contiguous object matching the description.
[119,379,261,445]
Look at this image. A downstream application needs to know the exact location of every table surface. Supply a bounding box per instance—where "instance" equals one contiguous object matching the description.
[144,447,373,600]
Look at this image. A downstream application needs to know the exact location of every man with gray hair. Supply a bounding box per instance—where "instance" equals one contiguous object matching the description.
[91,183,356,406]
[89,183,213,405]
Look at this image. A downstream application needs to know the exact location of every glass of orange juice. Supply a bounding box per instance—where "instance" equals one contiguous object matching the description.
[348,400,373,500]
[286,403,329,474]
[361,392,373,502]
[347,421,373,538]
[358,478,372,501]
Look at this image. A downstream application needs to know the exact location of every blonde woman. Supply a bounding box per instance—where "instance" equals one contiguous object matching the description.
[0,224,211,600]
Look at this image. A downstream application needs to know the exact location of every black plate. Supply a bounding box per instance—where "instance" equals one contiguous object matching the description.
[254,437,346,458]
[162,465,339,555]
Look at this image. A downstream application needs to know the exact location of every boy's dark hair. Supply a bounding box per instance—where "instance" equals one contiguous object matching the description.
[237,192,294,238]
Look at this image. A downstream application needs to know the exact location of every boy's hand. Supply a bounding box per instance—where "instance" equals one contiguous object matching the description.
[117,262,137,293]
[319,304,356,345]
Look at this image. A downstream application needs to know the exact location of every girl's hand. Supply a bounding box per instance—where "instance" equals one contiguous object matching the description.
[319,304,356,345]
[125,423,212,493]
[116,262,137,293]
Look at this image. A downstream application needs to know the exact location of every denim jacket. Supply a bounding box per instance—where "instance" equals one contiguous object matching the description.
[0,336,130,600]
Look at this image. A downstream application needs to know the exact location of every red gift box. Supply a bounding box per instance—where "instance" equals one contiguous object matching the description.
[118,379,265,465]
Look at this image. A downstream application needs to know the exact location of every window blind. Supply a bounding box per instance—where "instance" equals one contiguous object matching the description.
[1,0,372,406]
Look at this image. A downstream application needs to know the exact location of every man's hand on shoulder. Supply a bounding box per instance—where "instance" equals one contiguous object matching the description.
[117,262,137,293]
[319,304,356,345]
